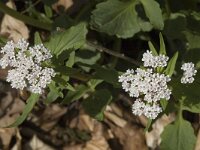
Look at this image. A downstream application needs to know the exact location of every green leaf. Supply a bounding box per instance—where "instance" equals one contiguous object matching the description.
[161,119,196,150]
[46,23,87,56]
[83,89,112,120]
[94,65,120,87]
[66,51,75,67]
[159,33,166,55]
[172,76,200,113]
[44,5,52,18]
[148,41,158,56]
[164,52,178,76]
[75,48,101,72]
[45,82,63,104]
[140,0,164,30]
[160,99,168,110]
[90,0,152,38]
[144,119,152,132]
[34,32,42,45]
[62,84,91,104]
[183,31,200,49]
[164,13,186,39]
[7,93,40,127]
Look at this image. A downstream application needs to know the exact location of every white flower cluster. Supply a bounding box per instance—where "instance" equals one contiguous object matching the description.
[0,39,55,94]
[142,50,169,68]
[119,50,171,119]
[181,62,197,84]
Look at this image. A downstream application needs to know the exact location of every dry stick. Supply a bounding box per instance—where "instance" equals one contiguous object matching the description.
[86,41,142,66]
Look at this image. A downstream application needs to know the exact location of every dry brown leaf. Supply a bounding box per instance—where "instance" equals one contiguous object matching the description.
[145,114,175,149]
[11,129,22,150]
[38,104,67,131]
[111,123,147,150]
[28,135,54,150]
[52,0,73,12]
[83,123,110,150]
[0,92,25,149]
[63,144,83,150]
[195,128,200,150]
[0,1,29,42]
[104,110,127,128]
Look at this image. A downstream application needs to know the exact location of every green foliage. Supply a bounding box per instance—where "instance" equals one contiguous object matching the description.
[161,118,196,150]
[172,76,200,113]
[148,41,158,55]
[2,0,200,148]
[83,89,112,120]
[90,0,163,38]
[164,52,179,76]
[139,0,164,29]
[46,23,87,56]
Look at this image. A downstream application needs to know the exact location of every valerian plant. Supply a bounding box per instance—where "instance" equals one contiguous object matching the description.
[0,0,200,149]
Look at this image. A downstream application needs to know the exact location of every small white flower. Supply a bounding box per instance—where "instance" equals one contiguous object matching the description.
[119,50,171,119]
[132,99,162,119]
[0,39,55,94]
[181,62,197,84]
[142,50,169,68]
[143,103,162,119]
[132,99,145,116]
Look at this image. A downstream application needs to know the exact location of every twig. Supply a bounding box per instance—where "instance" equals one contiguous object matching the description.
[86,41,142,66]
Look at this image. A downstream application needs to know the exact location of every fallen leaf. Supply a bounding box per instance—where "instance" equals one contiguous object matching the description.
[52,0,73,12]
[0,1,29,42]
[145,114,175,149]
[37,104,67,131]
[0,92,25,149]
[28,135,54,150]
[83,123,110,150]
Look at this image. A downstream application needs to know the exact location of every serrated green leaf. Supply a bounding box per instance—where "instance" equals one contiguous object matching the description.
[34,32,42,45]
[164,52,178,76]
[148,41,158,56]
[140,0,164,30]
[46,23,87,56]
[159,33,166,55]
[90,0,152,38]
[83,89,112,121]
[161,119,196,150]
[7,93,40,127]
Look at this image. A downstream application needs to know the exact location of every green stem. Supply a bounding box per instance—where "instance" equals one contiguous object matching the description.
[165,0,171,17]
[0,1,52,30]
[178,99,183,121]
[110,38,121,68]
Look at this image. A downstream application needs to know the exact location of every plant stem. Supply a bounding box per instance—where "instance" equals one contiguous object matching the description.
[0,1,52,30]
[86,41,142,66]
